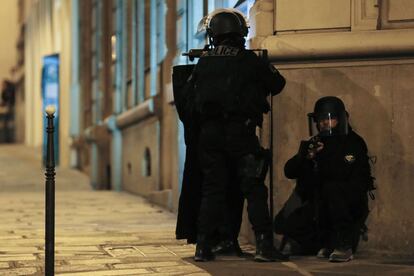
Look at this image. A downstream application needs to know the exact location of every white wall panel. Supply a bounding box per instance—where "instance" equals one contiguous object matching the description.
[275,0,351,32]
[388,0,414,21]
[351,0,378,31]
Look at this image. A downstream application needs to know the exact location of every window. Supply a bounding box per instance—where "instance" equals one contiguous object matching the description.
[136,0,146,104]
[102,0,114,118]
[125,0,133,109]
[80,0,93,128]
[91,0,102,122]
[142,147,152,177]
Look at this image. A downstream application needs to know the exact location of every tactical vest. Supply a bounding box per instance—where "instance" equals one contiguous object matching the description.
[193,46,269,125]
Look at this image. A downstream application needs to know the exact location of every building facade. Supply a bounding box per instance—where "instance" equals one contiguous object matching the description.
[251,0,414,255]
[18,0,414,255]
[0,1,19,142]
[17,0,73,166]
[71,0,249,207]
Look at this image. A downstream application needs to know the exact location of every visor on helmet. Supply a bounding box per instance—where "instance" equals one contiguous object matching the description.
[308,111,348,137]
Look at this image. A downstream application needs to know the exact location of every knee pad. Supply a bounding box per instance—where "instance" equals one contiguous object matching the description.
[237,149,271,181]
[238,154,257,179]
[237,150,271,194]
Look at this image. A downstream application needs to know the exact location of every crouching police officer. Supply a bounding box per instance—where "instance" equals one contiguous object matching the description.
[281,96,373,262]
[181,9,288,262]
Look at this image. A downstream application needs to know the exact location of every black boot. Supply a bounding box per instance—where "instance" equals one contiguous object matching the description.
[212,239,244,257]
[194,235,215,262]
[329,232,353,262]
[255,233,289,262]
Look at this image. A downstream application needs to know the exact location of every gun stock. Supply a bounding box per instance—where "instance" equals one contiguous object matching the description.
[182,49,208,61]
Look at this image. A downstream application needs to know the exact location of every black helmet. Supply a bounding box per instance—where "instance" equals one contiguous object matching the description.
[308,96,349,136]
[313,96,346,116]
[205,9,248,38]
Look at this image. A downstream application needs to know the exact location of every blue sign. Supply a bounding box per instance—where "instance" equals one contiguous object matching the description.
[42,54,60,166]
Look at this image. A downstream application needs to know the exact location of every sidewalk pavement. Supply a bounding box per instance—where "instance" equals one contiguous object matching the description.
[0,144,413,275]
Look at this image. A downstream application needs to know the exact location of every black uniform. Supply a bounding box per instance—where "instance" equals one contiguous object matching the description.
[182,45,285,242]
[174,64,247,247]
[276,129,372,253]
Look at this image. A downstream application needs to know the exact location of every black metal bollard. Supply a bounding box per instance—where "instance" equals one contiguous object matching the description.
[45,105,56,276]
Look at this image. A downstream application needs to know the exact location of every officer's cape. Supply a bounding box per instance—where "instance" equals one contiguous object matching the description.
[172,64,200,243]
[172,64,243,244]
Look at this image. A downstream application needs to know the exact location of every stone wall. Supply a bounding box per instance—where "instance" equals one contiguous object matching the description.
[122,116,162,199]
[242,0,414,255]
[273,62,414,254]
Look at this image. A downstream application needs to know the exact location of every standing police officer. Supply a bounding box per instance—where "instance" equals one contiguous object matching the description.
[181,9,287,262]
[281,96,373,262]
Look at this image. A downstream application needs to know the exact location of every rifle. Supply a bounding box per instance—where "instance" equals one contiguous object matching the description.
[182,45,212,61]
[182,45,268,62]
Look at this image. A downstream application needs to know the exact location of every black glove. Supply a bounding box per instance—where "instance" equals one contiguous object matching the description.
[297,136,322,160]
[297,140,310,159]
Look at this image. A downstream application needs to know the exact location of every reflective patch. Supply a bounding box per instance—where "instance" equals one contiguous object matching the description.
[344,154,356,163]
[202,45,239,57]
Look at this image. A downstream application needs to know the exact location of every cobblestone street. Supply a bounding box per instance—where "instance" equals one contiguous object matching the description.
[0,145,413,275]
[0,145,206,275]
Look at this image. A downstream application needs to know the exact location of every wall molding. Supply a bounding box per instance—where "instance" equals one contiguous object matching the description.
[260,29,414,62]
[351,0,379,31]
[115,98,156,130]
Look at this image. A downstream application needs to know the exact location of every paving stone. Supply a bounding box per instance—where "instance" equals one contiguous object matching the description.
[55,264,108,273]
[68,258,123,265]
[310,263,413,275]
[13,260,43,267]
[56,237,140,244]
[103,246,145,257]
[113,261,184,269]
[0,267,39,275]
[153,265,205,274]
[391,267,414,275]
[0,235,24,240]
[182,273,211,276]
[0,247,41,254]
[54,254,110,260]
[0,254,37,261]
[60,252,107,257]
[0,239,44,246]
[169,272,212,276]
[141,253,177,258]
[38,254,109,261]
[174,252,195,258]
[138,273,211,276]
[57,268,150,275]
[120,256,183,263]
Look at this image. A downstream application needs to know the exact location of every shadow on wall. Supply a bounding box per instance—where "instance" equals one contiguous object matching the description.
[276,65,414,254]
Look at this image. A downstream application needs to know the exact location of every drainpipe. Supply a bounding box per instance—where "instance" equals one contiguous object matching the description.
[70,0,81,168]
[137,0,145,104]
[90,0,104,189]
[107,0,125,192]
[106,115,122,192]
[150,0,157,97]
